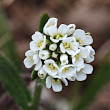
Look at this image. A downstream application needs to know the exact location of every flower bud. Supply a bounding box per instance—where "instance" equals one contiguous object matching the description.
[38,68,46,79]
[60,54,68,65]
[49,44,57,51]
[39,50,49,60]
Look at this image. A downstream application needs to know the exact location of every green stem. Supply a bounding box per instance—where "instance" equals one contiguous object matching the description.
[31,79,44,110]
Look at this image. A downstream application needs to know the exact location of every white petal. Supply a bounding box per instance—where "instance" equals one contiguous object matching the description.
[43,18,58,35]
[70,42,78,51]
[80,47,90,58]
[23,57,34,68]
[25,50,36,57]
[52,82,62,92]
[48,26,57,36]
[60,43,66,53]
[44,59,55,64]
[32,31,43,42]
[82,64,93,74]
[66,50,75,55]
[38,67,46,79]
[30,41,38,51]
[85,56,94,63]
[43,65,51,74]
[67,24,76,36]
[58,24,68,35]
[83,35,93,45]
[46,76,52,88]
[61,78,68,86]
[50,37,59,43]
[34,60,42,71]
[76,73,87,81]
[75,57,84,67]
[73,29,85,37]
[33,54,40,64]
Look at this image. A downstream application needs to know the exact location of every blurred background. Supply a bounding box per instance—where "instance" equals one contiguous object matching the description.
[0,0,110,110]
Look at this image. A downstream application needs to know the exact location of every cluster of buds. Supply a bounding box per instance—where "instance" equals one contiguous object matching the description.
[24,17,95,92]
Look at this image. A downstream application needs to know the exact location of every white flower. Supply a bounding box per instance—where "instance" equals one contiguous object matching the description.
[84,46,95,63]
[60,54,68,66]
[43,59,59,76]
[76,64,93,81]
[59,64,76,78]
[60,37,78,55]
[73,29,93,46]
[24,50,37,68]
[39,50,49,60]
[49,44,57,51]
[30,31,46,51]
[67,24,76,36]
[33,54,42,71]
[46,76,68,92]
[72,47,89,67]
[43,18,58,35]
[67,72,76,81]
[48,24,68,43]
[38,67,47,79]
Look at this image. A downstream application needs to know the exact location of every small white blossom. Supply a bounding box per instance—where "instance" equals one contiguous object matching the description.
[46,76,68,92]
[73,29,93,46]
[60,37,78,55]
[30,31,46,51]
[60,54,68,66]
[67,24,76,36]
[76,64,93,81]
[72,47,89,67]
[59,64,76,78]
[39,50,49,60]
[33,54,42,71]
[84,46,95,63]
[38,67,47,79]
[43,59,59,76]
[43,18,58,35]
[49,44,57,51]
[24,50,37,68]
[48,24,68,43]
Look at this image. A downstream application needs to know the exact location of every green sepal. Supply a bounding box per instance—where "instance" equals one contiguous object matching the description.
[31,69,38,80]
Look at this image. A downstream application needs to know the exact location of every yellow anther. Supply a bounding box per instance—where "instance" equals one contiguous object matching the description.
[62,67,69,73]
[87,32,90,35]
[52,79,61,84]
[39,74,43,78]
[63,60,66,63]
[72,76,75,80]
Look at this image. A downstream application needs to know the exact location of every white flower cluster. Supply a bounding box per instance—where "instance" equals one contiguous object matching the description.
[24,18,95,92]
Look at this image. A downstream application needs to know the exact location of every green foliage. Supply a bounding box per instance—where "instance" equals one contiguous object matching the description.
[0,7,21,71]
[39,12,49,33]
[31,69,38,80]
[0,55,31,110]
[73,52,110,110]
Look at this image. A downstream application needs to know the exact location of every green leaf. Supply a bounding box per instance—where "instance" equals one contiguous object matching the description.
[31,69,38,80]
[73,52,110,110]
[39,12,49,33]
[0,55,31,110]
[0,7,21,71]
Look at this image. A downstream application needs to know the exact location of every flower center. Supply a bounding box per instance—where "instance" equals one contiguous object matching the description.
[52,34,64,39]
[75,53,81,60]
[41,54,45,57]
[79,68,83,74]
[63,42,72,50]
[75,37,83,46]
[36,40,44,48]
[52,78,61,84]
[39,74,44,78]
[62,67,69,73]
[29,56,33,62]
[63,60,66,63]
[48,63,57,72]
